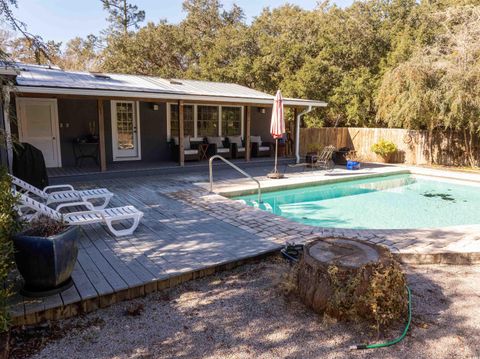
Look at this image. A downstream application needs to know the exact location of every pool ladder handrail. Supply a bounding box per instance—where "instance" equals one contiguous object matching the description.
[209,155,262,203]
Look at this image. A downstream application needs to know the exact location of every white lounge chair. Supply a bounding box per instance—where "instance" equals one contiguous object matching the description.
[10,174,113,209]
[15,191,143,237]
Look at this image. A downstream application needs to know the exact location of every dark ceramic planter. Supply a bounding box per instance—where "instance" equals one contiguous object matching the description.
[12,226,79,297]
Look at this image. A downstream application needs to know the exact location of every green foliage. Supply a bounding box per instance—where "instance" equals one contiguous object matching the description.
[377,5,480,166]
[0,167,20,333]
[371,139,398,157]
[4,0,480,135]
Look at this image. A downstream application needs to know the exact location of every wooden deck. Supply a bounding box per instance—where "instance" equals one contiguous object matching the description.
[47,157,294,182]
[8,171,284,326]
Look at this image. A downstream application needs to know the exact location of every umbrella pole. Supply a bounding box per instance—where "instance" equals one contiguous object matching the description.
[274,138,279,173]
[267,138,284,178]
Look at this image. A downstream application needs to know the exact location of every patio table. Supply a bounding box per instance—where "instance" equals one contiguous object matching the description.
[198,143,211,160]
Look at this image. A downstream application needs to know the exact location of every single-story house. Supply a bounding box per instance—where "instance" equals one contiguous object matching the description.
[0,63,326,172]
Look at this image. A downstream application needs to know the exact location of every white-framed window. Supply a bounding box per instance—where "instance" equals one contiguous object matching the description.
[221,106,242,137]
[167,103,243,140]
[169,104,195,138]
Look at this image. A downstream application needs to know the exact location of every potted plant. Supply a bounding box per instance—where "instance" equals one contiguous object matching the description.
[371,139,397,163]
[12,216,79,297]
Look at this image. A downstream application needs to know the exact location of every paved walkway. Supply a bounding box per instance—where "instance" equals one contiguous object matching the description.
[189,164,480,263]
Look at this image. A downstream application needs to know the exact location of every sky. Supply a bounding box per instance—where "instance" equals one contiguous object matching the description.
[8,0,353,45]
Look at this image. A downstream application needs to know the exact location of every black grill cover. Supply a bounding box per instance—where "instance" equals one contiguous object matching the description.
[13,142,49,189]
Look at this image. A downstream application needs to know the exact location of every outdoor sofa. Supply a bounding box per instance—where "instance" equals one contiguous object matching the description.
[206,137,233,159]
[170,136,201,161]
[225,136,246,159]
[251,136,273,157]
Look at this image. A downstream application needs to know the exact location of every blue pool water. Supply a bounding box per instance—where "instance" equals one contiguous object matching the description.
[235,174,480,229]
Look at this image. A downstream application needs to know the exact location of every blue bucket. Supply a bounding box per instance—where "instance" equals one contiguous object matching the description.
[346,161,360,170]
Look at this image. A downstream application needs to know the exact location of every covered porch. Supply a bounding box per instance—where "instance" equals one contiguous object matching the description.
[6,64,327,176]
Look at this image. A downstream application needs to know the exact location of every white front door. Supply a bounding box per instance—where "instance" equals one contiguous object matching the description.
[111,100,141,161]
[16,98,61,168]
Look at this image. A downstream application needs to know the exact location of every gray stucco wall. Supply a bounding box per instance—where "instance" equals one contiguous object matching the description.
[58,99,168,166]
[250,106,272,142]
[58,98,98,167]
[138,102,169,162]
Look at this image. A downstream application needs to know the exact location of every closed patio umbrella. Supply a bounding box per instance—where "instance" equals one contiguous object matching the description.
[268,90,285,179]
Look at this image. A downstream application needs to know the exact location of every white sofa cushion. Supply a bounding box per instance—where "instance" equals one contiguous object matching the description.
[173,136,191,149]
[207,136,224,149]
[237,147,245,152]
[217,148,230,153]
[251,136,262,146]
[184,149,198,155]
[259,146,270,151]
[228,136,242,147]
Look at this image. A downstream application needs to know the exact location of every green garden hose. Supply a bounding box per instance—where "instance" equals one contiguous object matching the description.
[350,286,412,350]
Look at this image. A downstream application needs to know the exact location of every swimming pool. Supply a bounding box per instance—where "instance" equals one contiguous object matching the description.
[235,174,480,229]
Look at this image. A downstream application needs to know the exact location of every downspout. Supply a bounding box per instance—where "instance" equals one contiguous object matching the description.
[2,86,13,173]
[295,105,313,163]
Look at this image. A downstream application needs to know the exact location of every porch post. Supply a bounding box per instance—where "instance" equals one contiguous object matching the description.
[292,108,297,159]
[245,105,251,162]
[178,100,185,166]
[97,99,107,172]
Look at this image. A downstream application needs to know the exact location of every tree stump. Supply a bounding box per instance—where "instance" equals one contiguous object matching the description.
[297,238,407,327]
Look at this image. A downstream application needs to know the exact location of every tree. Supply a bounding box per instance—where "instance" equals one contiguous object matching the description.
[62,35,101,71]
[376,5,480,166]
[180,0,245,77]
[0,0,51,63]
[101,0,145,35]
[8,37,61,65]
[102,21,186,77]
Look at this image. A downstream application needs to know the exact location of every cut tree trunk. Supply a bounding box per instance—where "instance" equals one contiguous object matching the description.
[297,238,407,326]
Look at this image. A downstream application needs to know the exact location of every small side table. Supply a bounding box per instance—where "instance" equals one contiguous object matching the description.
[73,141,99,167]
[198,143,210,160]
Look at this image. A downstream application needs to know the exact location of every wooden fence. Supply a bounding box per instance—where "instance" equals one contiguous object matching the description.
[299,127,480,166]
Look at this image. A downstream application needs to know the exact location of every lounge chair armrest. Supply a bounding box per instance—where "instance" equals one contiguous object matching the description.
[63,210,105,222]
[44,184,75,193]
[46,190,79,199]
[56,201,95,212]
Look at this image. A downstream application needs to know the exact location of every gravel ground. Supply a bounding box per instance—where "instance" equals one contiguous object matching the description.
[10,257,480,359]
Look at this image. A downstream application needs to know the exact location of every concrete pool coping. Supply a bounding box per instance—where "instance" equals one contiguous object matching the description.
[190,164,480,265]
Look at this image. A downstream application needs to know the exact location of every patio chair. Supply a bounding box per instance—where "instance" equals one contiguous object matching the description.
[206,136,232,159]
[226,136,246,159]
[251,136,273,157]
[287,145,336,172]
[170,136,201,161]
[14,190,143,237]
[10,174,113,209]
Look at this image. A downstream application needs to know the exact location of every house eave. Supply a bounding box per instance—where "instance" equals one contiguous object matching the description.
[14,86,328,108]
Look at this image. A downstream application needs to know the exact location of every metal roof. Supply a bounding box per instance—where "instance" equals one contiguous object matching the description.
[13,63,327,107]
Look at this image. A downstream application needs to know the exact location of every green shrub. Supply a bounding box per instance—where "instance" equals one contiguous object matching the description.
[0,167,20,332]
[371,139,397,157]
